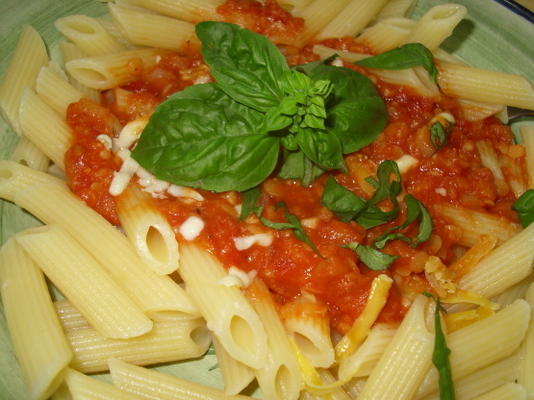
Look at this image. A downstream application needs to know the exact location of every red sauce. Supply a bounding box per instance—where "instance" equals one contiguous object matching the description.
[63,0,527,334]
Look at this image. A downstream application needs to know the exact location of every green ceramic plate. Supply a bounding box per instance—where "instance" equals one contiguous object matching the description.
[0,1,533,398]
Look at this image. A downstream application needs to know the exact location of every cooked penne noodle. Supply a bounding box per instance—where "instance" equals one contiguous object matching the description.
[456,223,534,300]
[118,0,223,22]
[416,299,530,398]
[109,4,196,51]
[54,299,92,332]
[422,354,521,400]
[356,17,415,53]
[293,0,352,46]
[97,16,137,49]
[0,239,72,400]
[65,48,168,90]
[179,243,267,369]
[471,383,527,400]
[0,25,48,134]
[457,99,505,121]
[63,368,145,400]
[476,140,507,194]
[18,89,71,170]
[402,4,467,51]
[65,316,210,373]
[54,15,125,56]
[10,136,49,172]
[317,0,390,40]
[0,161,199,316]
[337,323,397,380]
[520,125,534,189]
[116,184,180,275]
[278,0,314,14]
[35,62,83,117]
[342,378,367,399]
[437,61,534,110]
[517,283,534,398]
[281,294,335,368]
[312,44,369,63]
[433,203,520,247]
[490,274,533,308]
[246,280,301,400]
[357,295,433,400]
[109,358,253,400]
[376,0,417,19]
[15,224,153,339]
[369,66,440,98]
[59,40,101,103]
[212,336,255,395]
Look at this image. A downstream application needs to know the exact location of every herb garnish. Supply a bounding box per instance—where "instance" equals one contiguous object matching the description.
[320,160,402,229]
[355,43,438,83]
[132,22,387,192]
[344,242,398,271]
[512,189,534,227]
[240,187,263,220]
[423,293,456,400]
[261,202,322,256]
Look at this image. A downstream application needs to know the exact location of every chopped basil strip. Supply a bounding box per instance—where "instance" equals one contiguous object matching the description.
[423,293,456,400]
[240,187,263,220]
[344,242,398,271]
[356,43,438,83]
[512,189,534,227]
[374,194,433,248]
[260,202,322,256]
[321,160,401,229]
[132,22,388,191]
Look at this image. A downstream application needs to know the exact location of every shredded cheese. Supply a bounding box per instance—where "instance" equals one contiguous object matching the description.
[96,134,112,150]
[218,267,257,288]
[395,154,419,174]
[233,233,273,250]
[179,216,205,240]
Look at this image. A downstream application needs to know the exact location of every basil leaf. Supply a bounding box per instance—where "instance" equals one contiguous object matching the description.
[196,21,289,112]
[240,187,263,220]
[278,150,324,187]
[344,242,398,271]
[131,83,279,192]
[423,294,456,400]
[430,122,448,152]
[321,176,367,222]
[512,189,534,227]
[307,65,388,153]
[356,43,438,83]
[295,128,346,172]
[261,202,322,256]
[374,194,433,248]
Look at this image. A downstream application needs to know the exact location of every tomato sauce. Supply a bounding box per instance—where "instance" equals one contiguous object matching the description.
[63,0,527,334]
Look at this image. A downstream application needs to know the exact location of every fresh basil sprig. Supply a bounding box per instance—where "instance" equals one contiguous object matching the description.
[320,160,402,229]
[374,194,433,248]
[356,43,438,83]
[344,242,398,270]
[512,189,534,227]
[132,22,388,192]
[423,293,456,400]
[261,202,322,256]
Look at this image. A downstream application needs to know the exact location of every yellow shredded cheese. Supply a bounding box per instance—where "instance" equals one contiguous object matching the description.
[335,274,393,360]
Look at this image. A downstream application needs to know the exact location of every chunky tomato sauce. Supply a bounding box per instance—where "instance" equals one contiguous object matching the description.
[64,0,527,334]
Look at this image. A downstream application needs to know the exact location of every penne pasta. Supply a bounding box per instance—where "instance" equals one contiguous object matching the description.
[116,184,180,275]
[521,125,534,189]
[376,0,417,19]
[54,15,125,56]
[0,239,72,400]
[63,368,145,400]
[10,136,49,172]
[179,243,267,369]
[118,0,223,22]
[517,283,534,398]
[212,336,255,395]
[15,224,153,339]
[66,48,169,90]
[109,3,196,51]
[0,161,199,316]
[355,17,416,53]
[402,4,467,51]
[471,383,527,400]
[0,25,48,134]
[109,358,253,400]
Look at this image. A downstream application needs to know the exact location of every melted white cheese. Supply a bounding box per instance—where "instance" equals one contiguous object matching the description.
[233,233,273,250]
[179,216,205,241]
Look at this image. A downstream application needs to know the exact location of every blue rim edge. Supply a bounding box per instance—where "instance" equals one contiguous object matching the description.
[493,0,534,23]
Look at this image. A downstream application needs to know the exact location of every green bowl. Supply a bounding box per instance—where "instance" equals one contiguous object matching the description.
[0,1,533,398]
